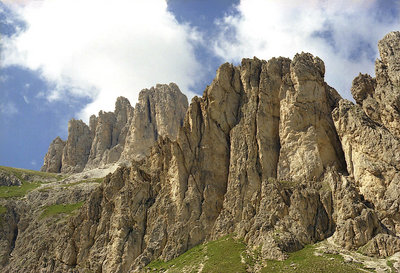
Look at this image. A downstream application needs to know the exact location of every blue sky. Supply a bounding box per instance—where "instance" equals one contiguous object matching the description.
[0,0,399,170]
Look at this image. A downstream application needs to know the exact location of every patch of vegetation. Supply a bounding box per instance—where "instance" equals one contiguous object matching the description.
[146,237,373,273]
[0,166,63,182]
[63,177,103,188]
[146,235,250,273]
[387,259,396,272]
[0,205,6,215]
[0,181,42,198]
[261,245,369,273]
[40,201,84,219]
[37,186,53,192]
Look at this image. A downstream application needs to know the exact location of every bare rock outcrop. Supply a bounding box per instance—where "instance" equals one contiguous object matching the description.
[41,137,66,173]
[61,119,93,173]
[85,96,134,169]
[8,31,400,272]
[52,53,352,272]
[360,234,400,257]
[0,171,21,186]
[120,83,188,161]
[41,84,188,173]
[351,31,400,137]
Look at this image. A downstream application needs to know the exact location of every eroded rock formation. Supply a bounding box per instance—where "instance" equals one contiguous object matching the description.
[41,83,188,173]
[120,83,188,161]
[4,32,400,272]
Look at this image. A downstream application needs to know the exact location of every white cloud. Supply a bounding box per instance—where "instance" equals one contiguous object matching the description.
[23,95,29,104]
[0,102,18,115]
[213,0,400,99]
[1,0,202,121]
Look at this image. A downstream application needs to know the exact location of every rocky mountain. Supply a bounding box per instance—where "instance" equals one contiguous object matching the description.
[41,83,188,174]
[1,32,400,272]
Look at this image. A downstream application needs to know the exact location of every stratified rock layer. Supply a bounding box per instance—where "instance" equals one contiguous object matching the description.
[41,83,188,173]
[4,32,400,273]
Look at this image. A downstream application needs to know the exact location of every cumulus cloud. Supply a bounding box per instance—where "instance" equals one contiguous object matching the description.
[1,0,202,121]
[213,0,400,99]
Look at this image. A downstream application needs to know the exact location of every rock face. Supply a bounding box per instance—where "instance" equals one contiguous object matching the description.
[121,83,188,161]
[61,119,93,173]
[40,137,65,173]
[0,171,21,186]
[352,31,400,137]
[41,84,188,173]
[85,96,134,170]
[4,32,400,272]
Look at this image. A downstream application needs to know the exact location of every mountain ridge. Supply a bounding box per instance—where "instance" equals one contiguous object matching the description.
[1,31,400,272]
[41,83,188,174]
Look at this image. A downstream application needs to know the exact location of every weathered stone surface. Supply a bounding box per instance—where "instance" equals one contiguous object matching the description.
[332,99,400,238]
[52,53,348,271]
[0,204,18,266]
[44,41,400,271]
[7,31,400,273]
[0,170,21,186]
[0,168,106,272]
[349,31,400,137]
[85,97,134,170]
[120,83,188,161]
[351,73,376,105]
[41,137,66,173]
[61,119,93,173]
[360,234,400,257]
[42,85,187,174]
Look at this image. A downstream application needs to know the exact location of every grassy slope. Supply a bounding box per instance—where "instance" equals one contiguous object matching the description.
[262,245,368,273]
[0,181,43,198]
[147,236,249,273]
[40,201,84,219]
[0,166,64,198]
[0,166,62,181]
[146,237,373,273]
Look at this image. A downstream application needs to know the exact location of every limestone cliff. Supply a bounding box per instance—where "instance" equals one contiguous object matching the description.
[85,96,134,170]
[3,32,400,272]
[40,137,65,173]
[41,83,188,174]
[120,83,188,161]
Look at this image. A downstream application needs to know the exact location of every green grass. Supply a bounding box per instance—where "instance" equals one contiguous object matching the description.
[261,245,369,273]
[40,201,84,219]
[0,166,67,198]
[0,166,63,182]
[0,181,42,198]
[387,259,396,272]
[146,238,372,273]
[0,205,6,215]
[146,235,249,273]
